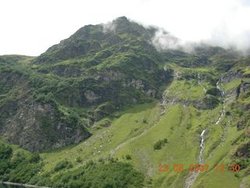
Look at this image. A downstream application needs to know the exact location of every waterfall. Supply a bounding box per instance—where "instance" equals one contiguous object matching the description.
[199,129,206,164]
[185,78,225,188]
[215,80,225,125]
[184,129,206,188]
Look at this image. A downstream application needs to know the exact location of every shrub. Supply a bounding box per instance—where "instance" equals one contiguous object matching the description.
[163,138,168,143]
[153,140,163,150]
[0,144,13,159]
[203,95,220,108]
[153,138,168,150]
[154,138,168,150]
[76,157,82,163]
[125,154,132,160]
[29,153,41,163]
[206,87,221,96]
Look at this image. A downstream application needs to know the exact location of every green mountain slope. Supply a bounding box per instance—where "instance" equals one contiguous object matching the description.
[0,17,249,188]
[0,17,172,152]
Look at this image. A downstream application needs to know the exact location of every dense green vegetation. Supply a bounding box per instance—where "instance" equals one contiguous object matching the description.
[0,142,42,183]
[0,142,144,188]
[0,17,249,188]
[48,160,144,188]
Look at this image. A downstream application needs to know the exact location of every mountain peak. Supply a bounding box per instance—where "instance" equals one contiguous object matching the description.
[35,17,157,63]
[113,16,130,24]
[108,16,155,39]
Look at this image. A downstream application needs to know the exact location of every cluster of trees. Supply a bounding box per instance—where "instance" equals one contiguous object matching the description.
[0,143,42,183]
[49,160,144,188]
[153,138,168,150]
[0,142,144,188]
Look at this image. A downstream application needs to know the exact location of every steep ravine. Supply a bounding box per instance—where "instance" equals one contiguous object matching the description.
[185,77,226,188]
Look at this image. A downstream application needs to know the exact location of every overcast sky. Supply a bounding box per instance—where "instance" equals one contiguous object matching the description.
[0,0,250,56]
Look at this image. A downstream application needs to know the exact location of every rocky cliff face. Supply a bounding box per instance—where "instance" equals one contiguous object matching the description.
[0,57,91,151]
[0,93,90,152]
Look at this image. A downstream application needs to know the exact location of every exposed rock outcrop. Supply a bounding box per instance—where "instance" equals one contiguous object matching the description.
[0,98,90,152]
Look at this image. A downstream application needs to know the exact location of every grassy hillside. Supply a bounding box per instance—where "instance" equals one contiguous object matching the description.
[0,17,249,188]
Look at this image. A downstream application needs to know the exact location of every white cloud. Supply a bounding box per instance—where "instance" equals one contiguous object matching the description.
[151,29,181,51]
[0,0,250,55]
[102,21,117,33]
